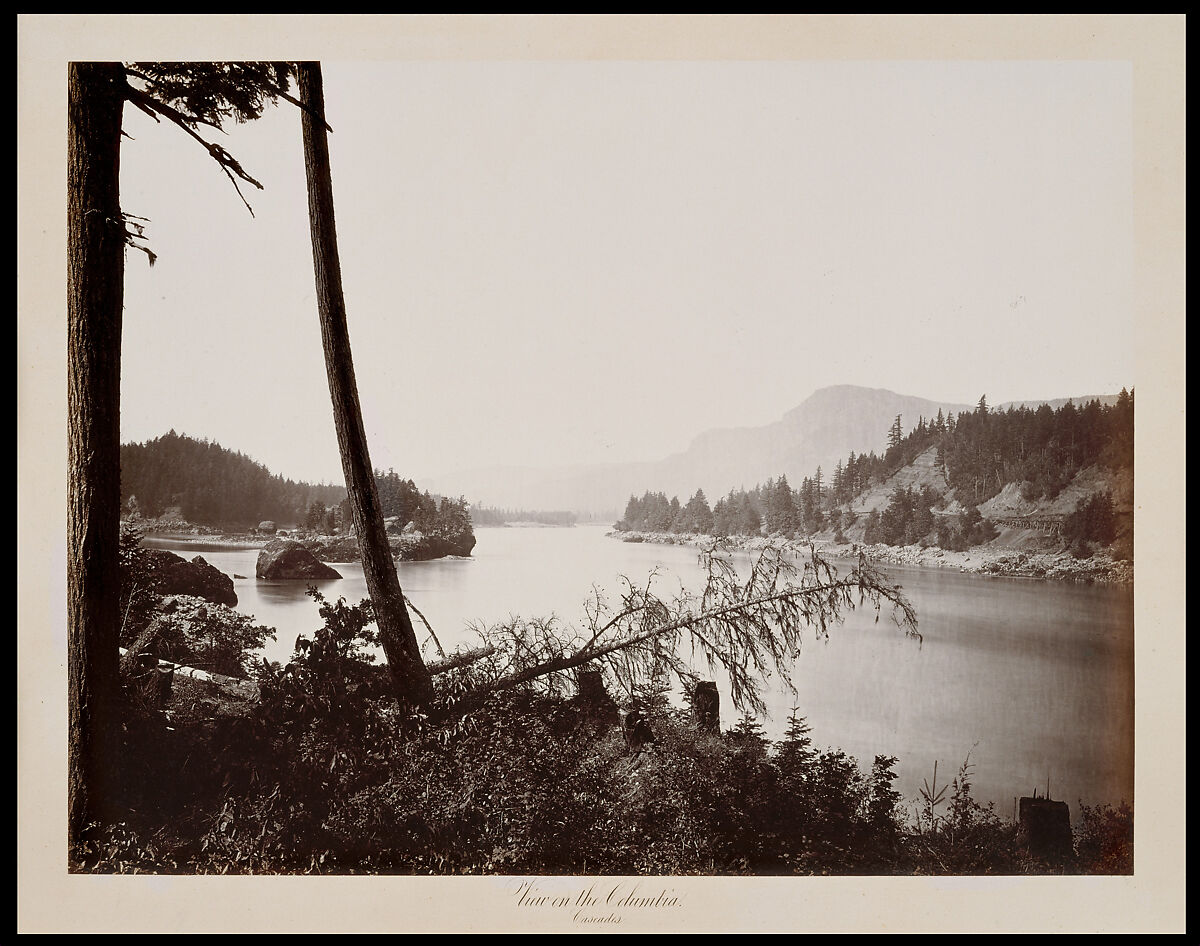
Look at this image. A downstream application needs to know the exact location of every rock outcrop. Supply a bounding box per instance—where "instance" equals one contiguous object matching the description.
[256,540,343,580]
[393,532,477,561]
[298,529,476,563]
[303,536,362,564]
[144,549,237,607]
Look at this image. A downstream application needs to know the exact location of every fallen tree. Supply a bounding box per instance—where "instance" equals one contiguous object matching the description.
[429,541,919,721]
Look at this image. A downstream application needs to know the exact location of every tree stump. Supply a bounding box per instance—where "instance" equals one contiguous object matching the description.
[574,668,619,724]
[691,681,720,733]
[1017,796,1072,863]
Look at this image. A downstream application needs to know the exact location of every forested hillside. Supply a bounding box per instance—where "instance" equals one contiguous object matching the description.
[615,391,1134,557]
[121,431,479,542]
[120,431,346,528]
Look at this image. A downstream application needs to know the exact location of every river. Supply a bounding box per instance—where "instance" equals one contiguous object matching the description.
[148,524,1134,819]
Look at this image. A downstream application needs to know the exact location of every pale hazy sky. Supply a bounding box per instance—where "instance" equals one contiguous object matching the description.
[115,57,1135,486]
[42,36,1126,488]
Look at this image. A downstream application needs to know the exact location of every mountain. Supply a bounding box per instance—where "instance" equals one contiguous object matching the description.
[427,386,1123,516]
[425,386,972,515]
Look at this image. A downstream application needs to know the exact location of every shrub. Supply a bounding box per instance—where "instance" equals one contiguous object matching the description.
[154,595,276,677]
[1074,802,1133,874]
[908,755,1024,874]
[80,590,1131,878]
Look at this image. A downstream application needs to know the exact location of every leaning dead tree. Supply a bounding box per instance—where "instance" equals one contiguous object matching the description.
[436,542,920,720]
[297,62,434,708]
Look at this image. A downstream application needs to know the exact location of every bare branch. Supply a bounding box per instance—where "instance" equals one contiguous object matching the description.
[405,595,445,659]
[274,85,333,132]
[427,645,497,676]
[435,544,918,721]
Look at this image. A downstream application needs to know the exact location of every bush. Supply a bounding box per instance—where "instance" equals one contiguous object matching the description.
[70,821,180,874]
[154,595,275,677]
[1074,802,1133,874]
[907,755,1025,874]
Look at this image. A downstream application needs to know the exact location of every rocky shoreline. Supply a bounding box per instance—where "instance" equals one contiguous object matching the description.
[607,530,1133,585]
[144,530,267,548]
[140,528,476,563]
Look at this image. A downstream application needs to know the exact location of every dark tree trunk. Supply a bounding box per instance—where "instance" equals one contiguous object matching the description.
[67,61,127,849]
[297,62,433,707]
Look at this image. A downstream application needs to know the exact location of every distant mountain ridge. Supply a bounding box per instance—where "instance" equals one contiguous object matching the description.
[425,385,1120,515]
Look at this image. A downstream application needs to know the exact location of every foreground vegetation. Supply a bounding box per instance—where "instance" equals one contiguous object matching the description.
[81,585,1132,876]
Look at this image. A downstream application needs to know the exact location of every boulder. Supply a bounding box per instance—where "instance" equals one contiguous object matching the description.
[143,549,237,607]
[256,539,343,580]
[257,520,277,534]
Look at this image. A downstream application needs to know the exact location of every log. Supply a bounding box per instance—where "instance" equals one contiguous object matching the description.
[117,648,259,699]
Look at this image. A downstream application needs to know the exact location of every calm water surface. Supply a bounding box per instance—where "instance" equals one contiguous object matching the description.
[149,524,1133,817]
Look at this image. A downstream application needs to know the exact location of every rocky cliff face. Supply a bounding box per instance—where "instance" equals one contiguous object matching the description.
[425,385,974,514]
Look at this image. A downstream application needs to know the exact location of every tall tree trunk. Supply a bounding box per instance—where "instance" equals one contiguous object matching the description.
[297,62,433,707]
[67,61,127,849]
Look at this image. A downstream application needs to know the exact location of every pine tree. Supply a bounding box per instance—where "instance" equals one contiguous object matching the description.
[300,61,437,706]
[728,712,770,756]
[684,488,713,534]
[767,475,797,536]
[738,492,762,536]
[775,708,817,782]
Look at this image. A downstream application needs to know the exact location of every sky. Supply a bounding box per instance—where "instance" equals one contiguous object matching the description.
[115,50,1131,489]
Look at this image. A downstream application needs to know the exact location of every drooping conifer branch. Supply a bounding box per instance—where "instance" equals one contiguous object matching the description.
[124,82,265,216]
[437,543,918,720]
